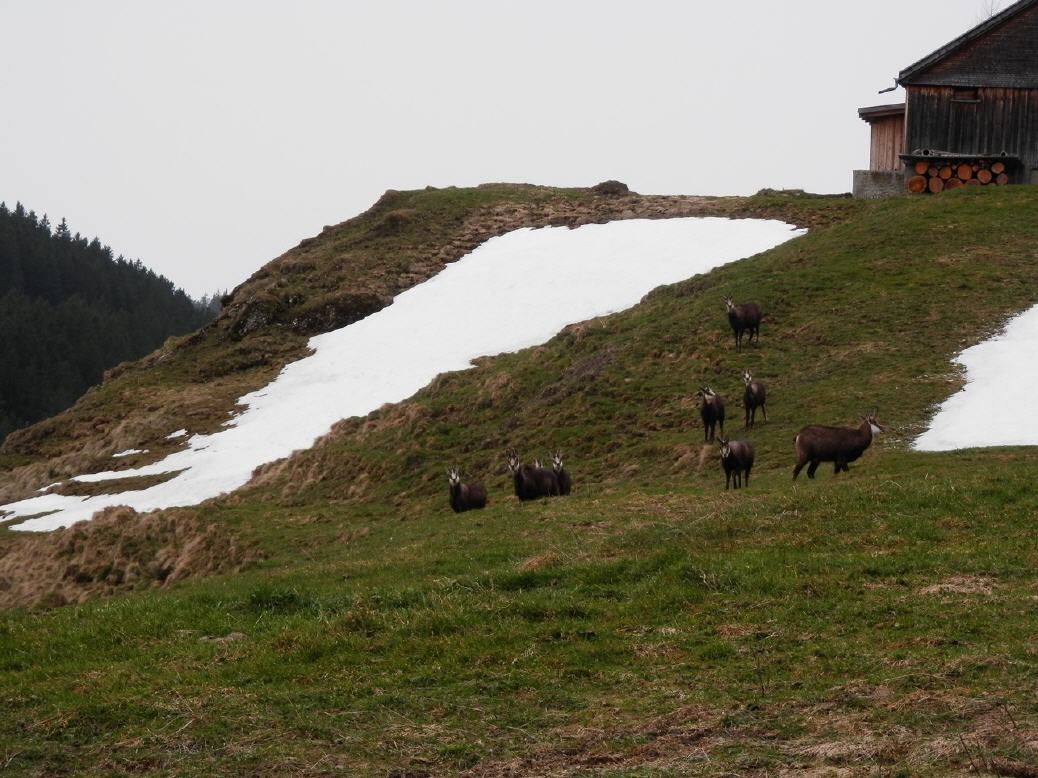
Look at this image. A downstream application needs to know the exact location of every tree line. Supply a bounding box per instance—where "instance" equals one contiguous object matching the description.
[0,202,220,443]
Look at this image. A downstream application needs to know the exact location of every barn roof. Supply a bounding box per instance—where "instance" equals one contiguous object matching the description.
[898,0,1038,85]
[858,103,905,123]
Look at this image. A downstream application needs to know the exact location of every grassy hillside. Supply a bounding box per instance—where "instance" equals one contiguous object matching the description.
[4,185,1038,775]
[0,184,849,504]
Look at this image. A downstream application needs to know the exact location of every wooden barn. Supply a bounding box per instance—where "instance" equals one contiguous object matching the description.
[854,0,1038,198]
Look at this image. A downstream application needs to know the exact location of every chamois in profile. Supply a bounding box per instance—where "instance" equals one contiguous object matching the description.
[446,467,487,513]
[719,438,754,490]
[725,296,762,351]
[792,411,884,480]
[550,450,572,496]
[742,369,767,428]
[506,449,558,500]
[697,387,725,442]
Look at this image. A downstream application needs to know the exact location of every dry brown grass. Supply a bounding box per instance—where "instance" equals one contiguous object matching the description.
[463,705,725,777]
[0,506,259,609]
[919,575,995,596]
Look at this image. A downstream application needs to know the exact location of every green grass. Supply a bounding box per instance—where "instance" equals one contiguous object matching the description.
[5,185,1038,774]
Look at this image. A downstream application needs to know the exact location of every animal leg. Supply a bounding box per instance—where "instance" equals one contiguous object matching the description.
[744,467,751,487]
[834,459,846,475]
[807,460,819,479]
[761,404,767,422]
[725,471,731,490]
[792,461,805,480]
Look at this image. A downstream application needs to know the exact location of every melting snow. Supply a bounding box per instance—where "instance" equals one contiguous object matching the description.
[166,429,188,439]
[112,449,147,458]
[915,304,1038,451]
[1,217,803,531]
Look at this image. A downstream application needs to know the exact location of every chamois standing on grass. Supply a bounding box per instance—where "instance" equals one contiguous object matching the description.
[725,296,762,352]
[550,450,572,496]
[506,449,558,501]
[532,458,561,497]
[698,387,726,442]
[742,369,767,428]
[446,467,487,513]
[792,412,884,480]
[719,438,754,490]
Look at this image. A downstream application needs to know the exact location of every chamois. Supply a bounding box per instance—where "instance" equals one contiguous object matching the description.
[792,412,884,480]
[532,458,561,497]
[742,369,767,428]
[719,438,754,490]
[697,387,725,442]
[550,450,572,496]
[506,449,558,500]
[725,296,762,351]
[446,467,487,513]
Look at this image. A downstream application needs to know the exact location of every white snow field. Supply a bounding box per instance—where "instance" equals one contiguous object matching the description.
[915,304,1038,451]
[1,217,803,531]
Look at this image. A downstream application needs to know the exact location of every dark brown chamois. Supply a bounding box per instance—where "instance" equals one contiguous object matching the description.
[447,467,487,513]
[550,450,572,496]
[506,449,558,500]
[697,387,725,442]
[532,458,561,497]
[792,412,884,480]
[742,369,767,428]
[719,438,754,490]
[725,296,761,352]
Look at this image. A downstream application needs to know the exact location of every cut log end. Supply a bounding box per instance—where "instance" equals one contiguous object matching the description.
[957,163,974,181]
[928,177,945,194]
[907,175,927,194]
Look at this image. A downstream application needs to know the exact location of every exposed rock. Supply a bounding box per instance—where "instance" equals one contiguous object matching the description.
[592,180,630,196]
[231,299,279,340]
[290,291,387,335]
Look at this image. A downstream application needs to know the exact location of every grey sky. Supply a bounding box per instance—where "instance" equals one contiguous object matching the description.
[0,1,995,297]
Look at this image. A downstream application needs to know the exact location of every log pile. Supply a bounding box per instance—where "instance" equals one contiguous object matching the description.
[907,159,1009,194]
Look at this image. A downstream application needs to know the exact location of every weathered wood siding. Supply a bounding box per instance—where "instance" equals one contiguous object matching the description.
[905,86,1038,177]
[869,115,905,171]
[904,5,1038,88]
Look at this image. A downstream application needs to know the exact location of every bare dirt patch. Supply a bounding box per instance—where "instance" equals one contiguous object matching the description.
[0,506,259,609]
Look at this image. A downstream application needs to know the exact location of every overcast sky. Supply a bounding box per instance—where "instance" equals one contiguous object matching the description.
[0,1,999,297]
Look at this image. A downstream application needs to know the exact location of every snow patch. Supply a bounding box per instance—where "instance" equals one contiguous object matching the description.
[112,449,147,458]
[1,217,803,531]
[915,304,1038,451]
[166,429,188,440]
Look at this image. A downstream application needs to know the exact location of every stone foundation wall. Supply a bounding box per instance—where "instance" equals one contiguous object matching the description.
[853,170,904,199]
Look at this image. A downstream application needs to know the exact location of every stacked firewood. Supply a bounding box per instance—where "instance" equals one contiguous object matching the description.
[907,160,1009,193]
